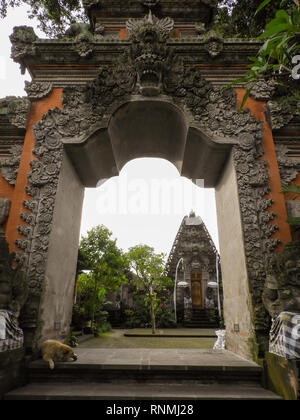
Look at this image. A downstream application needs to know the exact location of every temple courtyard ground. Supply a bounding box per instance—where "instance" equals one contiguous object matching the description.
[77,328,217,349]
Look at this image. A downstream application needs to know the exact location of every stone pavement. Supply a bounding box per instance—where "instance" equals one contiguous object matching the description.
[63,347,258,368]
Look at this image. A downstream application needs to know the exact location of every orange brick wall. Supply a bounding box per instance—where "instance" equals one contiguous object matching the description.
[236,88,292,252]
[3,89,63,254]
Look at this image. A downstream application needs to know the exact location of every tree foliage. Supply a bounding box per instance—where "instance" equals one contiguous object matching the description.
[126,244,173,334]
[0,0,86,37]
[78,225,128,326]
[225,0,300,109]
[217,0,295,37]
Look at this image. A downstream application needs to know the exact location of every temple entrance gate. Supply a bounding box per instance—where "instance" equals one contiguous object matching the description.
[1,1,297,365]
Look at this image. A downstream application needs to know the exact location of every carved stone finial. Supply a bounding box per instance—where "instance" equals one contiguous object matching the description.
[126,11,174,41]
[199,29,224,58]
[10,26,38,75]
[64,23,95,57]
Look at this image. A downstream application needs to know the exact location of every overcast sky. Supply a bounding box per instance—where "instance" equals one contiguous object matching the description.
[0,5,220,256]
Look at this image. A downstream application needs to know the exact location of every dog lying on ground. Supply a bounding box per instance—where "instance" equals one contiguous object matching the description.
[40,339,78,370]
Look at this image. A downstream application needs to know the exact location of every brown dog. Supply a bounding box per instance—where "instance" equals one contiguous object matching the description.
[40,339,78,370]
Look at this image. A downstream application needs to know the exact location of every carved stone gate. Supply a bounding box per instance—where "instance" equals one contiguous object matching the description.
[1,0,299,365]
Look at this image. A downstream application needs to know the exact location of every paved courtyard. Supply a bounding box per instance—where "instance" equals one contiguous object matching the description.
[77,328,217,349]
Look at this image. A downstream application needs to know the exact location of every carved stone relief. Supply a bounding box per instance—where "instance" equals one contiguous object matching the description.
[275,143,300,185]
[24,81,53,101]
[9,26,38,75]
[198,29,224,58]
[14,12,281,349]
[4,97,31,129]
[263,241,300,318]
[267,83,300,130]
[0,145,23,185]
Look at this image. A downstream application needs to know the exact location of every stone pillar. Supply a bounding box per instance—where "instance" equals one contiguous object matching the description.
[38,151,84,345]
[215,151,255,359]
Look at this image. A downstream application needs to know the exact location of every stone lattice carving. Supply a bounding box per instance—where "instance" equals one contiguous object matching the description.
[0,145,23,185]
[263,241,300,318]
[15,11,281,347]
[24,81,53,101]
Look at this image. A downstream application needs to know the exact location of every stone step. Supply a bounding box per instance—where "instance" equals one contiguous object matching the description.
[4,381,282,400]
[27,348,261,385]
[26,363,263,385]
[3,349,282,400]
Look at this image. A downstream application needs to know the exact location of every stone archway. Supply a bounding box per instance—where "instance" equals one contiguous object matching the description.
[3,7,293,362]
[17,83,267,360]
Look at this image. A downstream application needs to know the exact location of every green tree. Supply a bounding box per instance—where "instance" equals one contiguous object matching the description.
[217,0,295,38]
[225,0,300,107]
[126,244,172,334]
[79,225,128,326]
[0,0,87,37]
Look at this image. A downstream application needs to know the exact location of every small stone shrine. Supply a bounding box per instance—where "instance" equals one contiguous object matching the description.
[167,211,221,328]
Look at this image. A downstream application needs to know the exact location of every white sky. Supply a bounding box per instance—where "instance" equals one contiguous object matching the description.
[0,5,220,256]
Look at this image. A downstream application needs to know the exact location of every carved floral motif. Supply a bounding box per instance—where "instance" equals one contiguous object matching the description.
[24,81,53,101]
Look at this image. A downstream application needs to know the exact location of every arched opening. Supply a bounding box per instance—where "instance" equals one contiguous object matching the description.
[36,97,251,359]
[77,157,220,344]
[63,98,233,188]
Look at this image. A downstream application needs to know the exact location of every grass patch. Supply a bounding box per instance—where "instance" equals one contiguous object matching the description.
[79,329,216,349]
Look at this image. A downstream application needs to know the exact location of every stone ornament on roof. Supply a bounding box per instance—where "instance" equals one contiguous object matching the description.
[9,26,38,75]
[126,10,174,41]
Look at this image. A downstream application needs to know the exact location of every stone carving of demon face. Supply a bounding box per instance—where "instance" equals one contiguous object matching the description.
[126,11,174,96]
